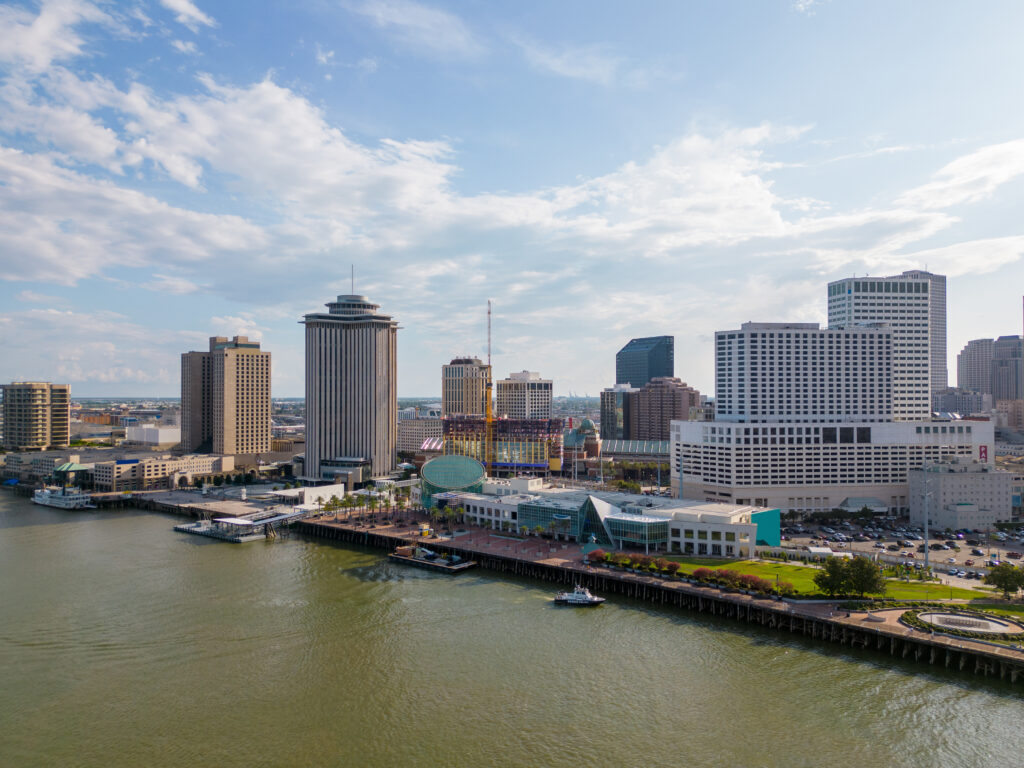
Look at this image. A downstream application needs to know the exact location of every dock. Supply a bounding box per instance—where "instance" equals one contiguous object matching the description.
[387,552,477,573]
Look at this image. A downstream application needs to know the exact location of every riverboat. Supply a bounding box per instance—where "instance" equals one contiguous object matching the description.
[553,585,606,606]
[388,545,477,573]
[32,486,97,510]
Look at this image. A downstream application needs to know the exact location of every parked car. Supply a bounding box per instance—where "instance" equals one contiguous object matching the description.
[1006,552,1022,559]
[964,559,975,566]
[945,557,956,564]
[971,548,985,556]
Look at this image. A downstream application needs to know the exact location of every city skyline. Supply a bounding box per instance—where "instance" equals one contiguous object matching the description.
[2,1,1024,397]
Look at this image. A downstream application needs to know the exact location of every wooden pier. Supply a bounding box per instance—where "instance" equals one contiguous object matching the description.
[298,518,1024,685]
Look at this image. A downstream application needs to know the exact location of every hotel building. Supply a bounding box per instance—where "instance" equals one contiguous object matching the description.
[827,270,946,419]
[303,295,398,480]
[495,371,552,419]
[181,336,271,455]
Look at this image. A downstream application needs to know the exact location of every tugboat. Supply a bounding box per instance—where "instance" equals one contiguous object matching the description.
[553,584,605,606]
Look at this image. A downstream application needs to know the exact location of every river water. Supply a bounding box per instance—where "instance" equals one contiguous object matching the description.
[1,492,1020,767]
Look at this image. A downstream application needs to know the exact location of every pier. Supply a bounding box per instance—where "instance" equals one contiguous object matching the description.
[297,515,1024,684]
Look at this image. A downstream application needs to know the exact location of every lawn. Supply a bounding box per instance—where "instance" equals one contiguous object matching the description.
[964,603,1024,619]
[664,556,991,600]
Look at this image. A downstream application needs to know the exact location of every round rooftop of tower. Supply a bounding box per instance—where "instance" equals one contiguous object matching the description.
[579,418,597,433]
[421,454,485,490]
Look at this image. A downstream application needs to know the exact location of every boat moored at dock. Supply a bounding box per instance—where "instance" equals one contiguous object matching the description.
[32,486,97,510]
[388,545,477,573]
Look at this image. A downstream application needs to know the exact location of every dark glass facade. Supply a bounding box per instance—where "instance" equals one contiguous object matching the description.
[615,336,674,388]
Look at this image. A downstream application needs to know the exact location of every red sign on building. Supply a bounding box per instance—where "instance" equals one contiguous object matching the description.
[979,445,988,462]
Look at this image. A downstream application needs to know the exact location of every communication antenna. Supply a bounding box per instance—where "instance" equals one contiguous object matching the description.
[487,299,492,366]
[351,264,354,294]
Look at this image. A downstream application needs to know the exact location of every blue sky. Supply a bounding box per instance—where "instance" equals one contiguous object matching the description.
[1,0,1023,397]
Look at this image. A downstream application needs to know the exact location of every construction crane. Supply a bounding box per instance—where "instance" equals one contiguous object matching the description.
[485,299,493,476]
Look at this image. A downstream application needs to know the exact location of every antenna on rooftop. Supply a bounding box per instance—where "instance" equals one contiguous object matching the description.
[487,299,492,366]
[351,264,354,294]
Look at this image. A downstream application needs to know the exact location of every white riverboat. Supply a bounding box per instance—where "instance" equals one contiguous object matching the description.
[32,486,97,510]
[553,585,606,606]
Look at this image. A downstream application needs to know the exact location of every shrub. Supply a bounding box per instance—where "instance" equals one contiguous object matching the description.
[664,561,680,575]
[633,554,653,569]
[777,581,796,596]
[587,549,607,563]
[691,567,714,582]
[716,569,740,588]
[652,557,670,572]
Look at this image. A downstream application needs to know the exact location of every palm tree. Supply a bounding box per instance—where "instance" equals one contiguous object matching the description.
[547,519,557,540]
[368,495,379,526]
[444,507,457,536]
[430,505,444,533]
[534,524,545,538]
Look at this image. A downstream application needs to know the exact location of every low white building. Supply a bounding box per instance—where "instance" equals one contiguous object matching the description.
[124,425,181,447]
[908,458,1018,530]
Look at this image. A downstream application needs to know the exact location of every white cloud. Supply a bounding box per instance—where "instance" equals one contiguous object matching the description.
[896,138,1024,210]
[0,148,266,285]
[159,0,215,32]
[171,39,197,54]
[349,0,483,58]
[315,44,334,65]
[0,308,191,387]
[209,313,268,340]
[515,38,622,86]
[0,0,114,72]
[143,273,206,294]
[17,289,63,304]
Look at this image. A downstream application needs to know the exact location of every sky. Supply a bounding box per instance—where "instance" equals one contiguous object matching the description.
[1,0,1024,398]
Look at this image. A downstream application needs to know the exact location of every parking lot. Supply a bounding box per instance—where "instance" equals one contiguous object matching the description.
[782,518,1024,584]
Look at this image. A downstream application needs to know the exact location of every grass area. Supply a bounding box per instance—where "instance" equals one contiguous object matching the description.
[664,556,991,600]
[964,603,1024,619]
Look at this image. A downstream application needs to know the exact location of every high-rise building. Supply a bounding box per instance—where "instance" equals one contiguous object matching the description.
[181,336,271,455]
[672,275,992,515]
[1,382,70,451]
[615,336,674,388]
[495,371,552,419]
[932,388,993,415]
[303,295,398,479]
[715,322,893,423]
[599,384,636,440]
[827,270,946,420]
[442,357,491,417]
[631,377,701,441]
[992,335,1023,401]
[957,338,994,394]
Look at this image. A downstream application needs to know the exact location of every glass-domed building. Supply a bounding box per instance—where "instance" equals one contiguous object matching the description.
[420,454,486,507]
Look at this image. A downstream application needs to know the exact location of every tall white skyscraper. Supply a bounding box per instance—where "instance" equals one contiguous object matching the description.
[827,270,946,420]
[714,323,893,424]
[303,295,398,479]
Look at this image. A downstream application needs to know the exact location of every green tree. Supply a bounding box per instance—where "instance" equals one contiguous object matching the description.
[846,557,886,597]
[984,563,1024,599]
[813,557,849,597]
[533,525,545,537]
